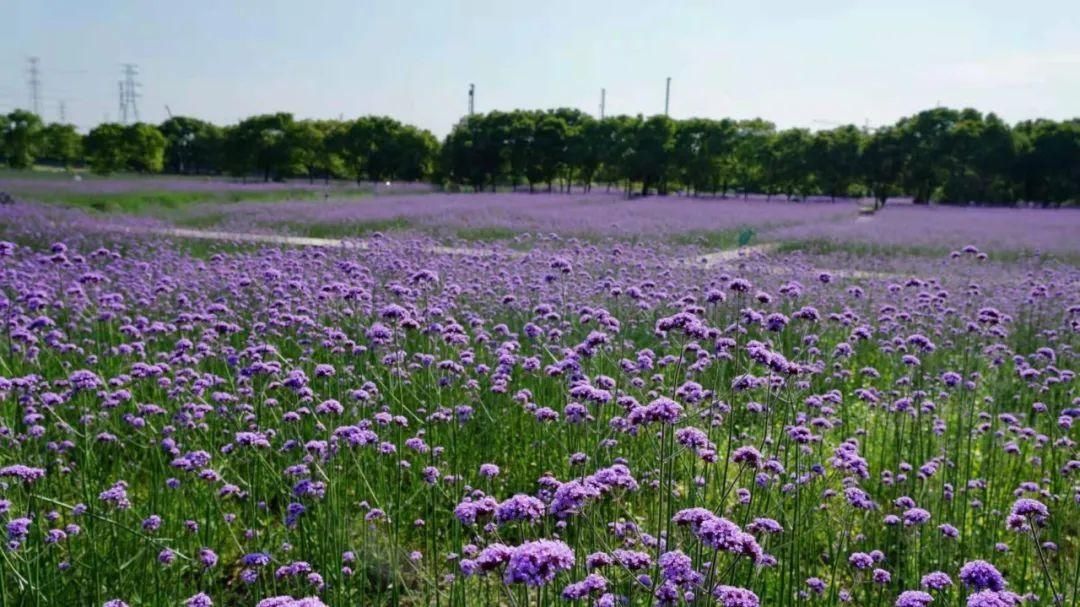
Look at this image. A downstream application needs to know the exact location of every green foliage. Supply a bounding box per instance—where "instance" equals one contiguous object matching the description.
[811,125,863,200]
[39,123,82,168]
[84,123,129,174]
[437,107,1080,206]
[224,113,297,181]
[4,105,1078,206]
[159,116,223,174]
[123,123,167,173]
[2,110,45,169]
[860,125,905,207]
[332,116,439,184]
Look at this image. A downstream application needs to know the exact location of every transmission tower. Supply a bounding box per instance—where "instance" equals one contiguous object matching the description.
[118,81,127,124]
[468,83,475,116]
[120,64,141,123]
[26,57,41,116]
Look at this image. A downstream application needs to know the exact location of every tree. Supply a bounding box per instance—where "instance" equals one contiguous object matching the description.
[552,108,590,192]
[441,118,482,191]
[225,113,297,181]
[2,110,45,169]
[674,118,712,195]
[390,125,439,181]
[861,126,905,208]
[504,111,536,191]
[84,123,128,174]
[0,114,9,166]
[592,115,637,194]
[940,111,1016,205]
[289,120,327,184]
[1014,119,1080,206]
[732,119,775,198]
[811,125,863,200]
[770,128,815,200]
[160,116,223,174]
[897,107,962,203]
[529,113,568,192]
[578,117,610,192]
[123,123,166,173]
[40,123,82,169]
[632,115,676,195]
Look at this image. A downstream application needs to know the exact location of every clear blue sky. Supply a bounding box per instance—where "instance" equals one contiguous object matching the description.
[5,0,1079,136]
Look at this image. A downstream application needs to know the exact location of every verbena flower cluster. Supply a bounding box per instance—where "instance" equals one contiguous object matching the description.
[0,198,1077,606]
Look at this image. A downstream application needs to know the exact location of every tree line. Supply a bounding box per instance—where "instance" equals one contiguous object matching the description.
[0,110,439,185]
[1,106,1078,205]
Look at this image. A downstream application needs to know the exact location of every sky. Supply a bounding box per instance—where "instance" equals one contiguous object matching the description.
[5,0,1080,137]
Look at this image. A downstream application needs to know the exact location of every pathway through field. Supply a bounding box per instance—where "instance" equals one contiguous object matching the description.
[112,225,899,281]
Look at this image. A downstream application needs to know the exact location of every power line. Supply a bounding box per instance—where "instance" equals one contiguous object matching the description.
[26,57,41,116]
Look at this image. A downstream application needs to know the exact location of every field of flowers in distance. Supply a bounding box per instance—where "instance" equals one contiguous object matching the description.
[0,183,1078,607]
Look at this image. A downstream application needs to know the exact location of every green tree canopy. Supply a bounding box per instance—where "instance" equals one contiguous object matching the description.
[84,123,128,174]
[2,110,45,169]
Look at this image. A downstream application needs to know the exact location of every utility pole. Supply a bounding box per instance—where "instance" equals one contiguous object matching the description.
[664,77,671,116]
[600,88,605,120]
[468,83,475,116]
[26,57,41,116]
[58,100,66,123]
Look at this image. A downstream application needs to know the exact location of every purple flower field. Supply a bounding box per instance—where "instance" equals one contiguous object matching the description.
[161,192,1080,258]
[175,192,858,239]
[771,205,1080,256]
[0,193,1078,607]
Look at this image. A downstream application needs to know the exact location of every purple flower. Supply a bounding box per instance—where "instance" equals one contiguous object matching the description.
[0,465,46,484]
[7,517,32,542]
[658,550,701,587]
[903,507,931,526]
[503,539,575,587]
[849,552,874,570]
[185,593,213,607]
[896,590,933,607]
[1009,498,1049,526]
[713,585,760,607]
[98,480,131,510]
[561,573,607,600]
[921,571,952,590]
[959,560,1006,592]
[495,494,546,524]
[256,597,328,607]
[966,590,1022,607]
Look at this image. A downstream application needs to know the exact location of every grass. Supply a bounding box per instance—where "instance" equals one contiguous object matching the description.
[21,189,344,214]
[451,226,521,242]
[282,217,413,239]
[668,227,757,250]
[775,238,1080,265]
